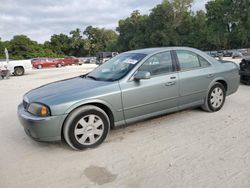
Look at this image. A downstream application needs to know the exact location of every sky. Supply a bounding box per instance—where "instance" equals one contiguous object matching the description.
[0,0,208,43]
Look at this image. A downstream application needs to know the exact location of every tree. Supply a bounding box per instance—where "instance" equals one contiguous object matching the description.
[7,35,55,59]
[189,10,209,50]
[44,33,71,56]
[117,10,149,51]
[69,28,85,57]
[0,38,5,59]
[83,26,118,55]
[206,0,250,49]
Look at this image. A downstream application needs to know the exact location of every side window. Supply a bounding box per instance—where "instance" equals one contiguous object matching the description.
[198,55,211,67]
[176,50,200,70]
[138,51,173,76]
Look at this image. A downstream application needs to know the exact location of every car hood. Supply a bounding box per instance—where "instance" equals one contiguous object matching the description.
[25,76,113,103]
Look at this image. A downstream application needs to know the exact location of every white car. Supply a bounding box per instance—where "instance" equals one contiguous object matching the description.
[0,59,32,76]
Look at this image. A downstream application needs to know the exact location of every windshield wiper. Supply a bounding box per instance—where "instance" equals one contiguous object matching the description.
[86,75,97,80]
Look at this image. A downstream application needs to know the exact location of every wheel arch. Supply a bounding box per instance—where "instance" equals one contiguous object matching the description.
[216,79,228,92]
[14,65,24,68]
[208,77,228,92]
[61,100,115,140]
[14,66,25,75]
[202,78,228,112]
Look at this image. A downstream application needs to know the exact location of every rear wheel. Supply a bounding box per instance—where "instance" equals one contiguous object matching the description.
[56,63,62,68]
[37,64,42,69]
[202,83,226,112]
[14,67,24,76]
[63,105,110,150]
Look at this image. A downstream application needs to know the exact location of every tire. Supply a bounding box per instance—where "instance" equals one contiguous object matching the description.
[14,67,24,76]
[37,64,42,69]
[56,63,62,68]
[202,83,226,112]
[63,105,110,150]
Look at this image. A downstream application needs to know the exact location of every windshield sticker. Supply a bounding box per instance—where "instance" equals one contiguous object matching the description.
[124,59,138,64]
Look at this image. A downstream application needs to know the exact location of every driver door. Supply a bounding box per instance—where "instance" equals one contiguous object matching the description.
[119,51,179,122]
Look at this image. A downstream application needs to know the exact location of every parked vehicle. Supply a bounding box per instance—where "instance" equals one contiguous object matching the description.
[223,50,233,57]
[217,50,224,57]
[0,59,32,76]
[232,51,243,59]
[86,57,97,64]
[79,57,97,64]
[32,58,61,69]
[239,56,250,85]
[205,51,217,58]
[96,52,118,65]
[56,56,79,66]
[79,57,88,65]
[0,68,10,79]
[238,49,248,56]
[18,47,240,150]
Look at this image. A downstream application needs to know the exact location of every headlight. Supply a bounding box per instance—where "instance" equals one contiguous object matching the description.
[27,103,51,117]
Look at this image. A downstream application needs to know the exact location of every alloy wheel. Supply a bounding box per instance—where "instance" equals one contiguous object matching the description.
[74,114,104,145]
[210,87,224,108]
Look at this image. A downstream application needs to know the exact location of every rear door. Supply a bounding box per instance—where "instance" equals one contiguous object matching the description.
[41,58,49,67]
[119,51,179,121]
[47,58,55,67]
[175,50,216,107]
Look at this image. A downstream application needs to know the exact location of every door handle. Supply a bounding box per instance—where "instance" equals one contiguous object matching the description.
[207,74,214,78]
[165,81,176,86]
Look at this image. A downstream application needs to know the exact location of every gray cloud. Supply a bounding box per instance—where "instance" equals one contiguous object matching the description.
[0,0,208,43]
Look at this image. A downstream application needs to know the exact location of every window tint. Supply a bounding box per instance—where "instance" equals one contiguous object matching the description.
[88,53,146,81]
[176,50,200,70]
[138,51,173,76]
[198,55,211,67]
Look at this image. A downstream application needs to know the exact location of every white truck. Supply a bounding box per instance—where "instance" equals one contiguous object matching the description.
[0,59,32,76]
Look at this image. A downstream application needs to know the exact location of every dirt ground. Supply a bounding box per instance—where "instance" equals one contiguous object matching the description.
[0,61,250,188]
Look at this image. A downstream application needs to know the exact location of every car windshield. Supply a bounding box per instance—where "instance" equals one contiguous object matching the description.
[87,53,146,81]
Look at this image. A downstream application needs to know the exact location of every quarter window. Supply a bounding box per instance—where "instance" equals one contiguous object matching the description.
[138,51,173,76]
[198,55,211,67]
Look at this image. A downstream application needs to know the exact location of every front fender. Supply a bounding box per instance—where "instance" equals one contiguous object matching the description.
[65,98,116,117]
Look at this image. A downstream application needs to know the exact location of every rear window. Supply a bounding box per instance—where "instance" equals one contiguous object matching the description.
[176,50,200,70]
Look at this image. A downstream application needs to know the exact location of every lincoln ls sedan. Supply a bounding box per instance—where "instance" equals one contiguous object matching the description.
[18,47,240,150]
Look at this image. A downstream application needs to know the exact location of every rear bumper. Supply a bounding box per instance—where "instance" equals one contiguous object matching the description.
[17,103,67,142]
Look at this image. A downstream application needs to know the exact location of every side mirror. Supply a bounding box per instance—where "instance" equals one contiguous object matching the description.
[134,71,151,81]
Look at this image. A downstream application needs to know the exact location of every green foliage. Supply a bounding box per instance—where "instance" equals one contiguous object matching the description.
[2,35,56,60]
[117,10,149,51]
[117,0,250,51]
[83,26,118,56]
[0,38,5,59]
[206,0,250,49]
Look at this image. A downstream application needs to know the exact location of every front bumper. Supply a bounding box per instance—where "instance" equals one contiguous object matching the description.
[17,103,67,142]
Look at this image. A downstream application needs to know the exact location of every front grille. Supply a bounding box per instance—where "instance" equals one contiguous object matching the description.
[23,100,29,110]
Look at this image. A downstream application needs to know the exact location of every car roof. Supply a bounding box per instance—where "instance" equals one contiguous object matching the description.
[124,47,200,55]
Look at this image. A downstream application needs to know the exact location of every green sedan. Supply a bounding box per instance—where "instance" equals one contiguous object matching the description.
[17,47,240,150]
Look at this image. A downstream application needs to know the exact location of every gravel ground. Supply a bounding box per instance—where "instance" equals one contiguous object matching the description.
[0,61,250,188]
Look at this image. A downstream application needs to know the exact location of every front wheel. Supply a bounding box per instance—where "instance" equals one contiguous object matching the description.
[202,83,226,112]
[63,105,110,150]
